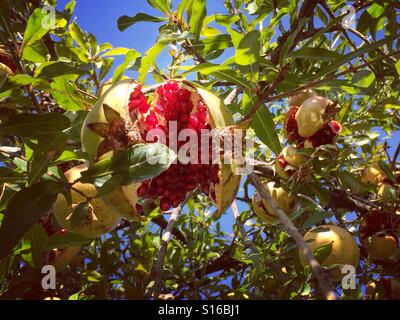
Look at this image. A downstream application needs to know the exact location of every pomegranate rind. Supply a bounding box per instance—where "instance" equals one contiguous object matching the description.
[283,146,307,167]
[81,80,144,221]
[288,89,317,107]
[295,96,333,138]
[190,82,241,215]
[82,79,139,164]
[52,165,121,238]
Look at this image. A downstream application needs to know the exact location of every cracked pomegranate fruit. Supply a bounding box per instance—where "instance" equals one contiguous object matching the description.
[288,89,316,107]
[82,79,240,216]
[285,96,341,146]
[52,164,121,238]
[299,225,359,281]
[252,181,296,225]
[275,146,307,179]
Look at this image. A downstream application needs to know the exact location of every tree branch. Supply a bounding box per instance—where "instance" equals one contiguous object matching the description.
[249,173,337,300]
[153,206,182,298]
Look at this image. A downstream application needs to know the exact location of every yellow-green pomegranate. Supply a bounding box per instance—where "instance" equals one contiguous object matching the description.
[52,165,121,238]
[299,225,360,281]
[252,181,296,225]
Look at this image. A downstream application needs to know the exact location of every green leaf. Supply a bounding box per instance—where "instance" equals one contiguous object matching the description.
[377,160,396,184]
[337,171,371,193]
[288,47,343,62]
[396,60,400,76]
[47,232,90,249]
[183,63,251,90]
[22,40,48,62]
[80,143,176,184]
[352,70,375,88]
[117,13,166,31]
[279,18,308,66]
[34,61,91,79]
[8,74,47,87]
[251,106,281,155]
[69,21,87,49]
[0,113,70,137]
[102,48,130,57]
[177,0,193,21]
[0,181,65,258]
[235,30,260,66]
[112,49,140,83]
[146,0,171,15]
[21,8,50,53]
[188,0,206,41]
[29,223,49,268]
[308,36,400,80]
[138,42,167,84]
[50,75,91,111]
[70,201,90,229]
[313,242,333,265]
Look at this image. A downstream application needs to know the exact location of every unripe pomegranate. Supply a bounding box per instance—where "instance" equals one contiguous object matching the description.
[361,166,386,185]
[252,181,296,225]
[299,225,360,281]
[362,233,399,261]
[288,89,317,107]
[81,79,240,215]
[52,164,121,238]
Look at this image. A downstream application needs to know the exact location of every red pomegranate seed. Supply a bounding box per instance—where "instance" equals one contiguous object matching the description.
[160,198,171,211]
[145,112,158,127]
[178,88,191,100]
[138,100,150,113]
[188,114,199,128]
[329,120,342,134]
[137,184,148,197]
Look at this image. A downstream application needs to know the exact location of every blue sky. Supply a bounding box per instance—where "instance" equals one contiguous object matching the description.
[56,0,400,235]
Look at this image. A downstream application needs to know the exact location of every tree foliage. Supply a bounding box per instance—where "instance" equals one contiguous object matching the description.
[0,0,399,300]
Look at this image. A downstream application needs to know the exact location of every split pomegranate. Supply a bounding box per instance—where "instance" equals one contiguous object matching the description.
[285,106,341,147]
[275,146,306,179]
[82,79,241,216]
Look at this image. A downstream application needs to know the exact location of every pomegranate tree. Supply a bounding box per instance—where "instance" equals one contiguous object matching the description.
[81,79,241,216]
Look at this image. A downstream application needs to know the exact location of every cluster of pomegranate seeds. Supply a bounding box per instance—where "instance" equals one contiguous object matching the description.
[308,120,342,147]
[129,81,220,211]
[285,107,341,147]
[285,107,303,143]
